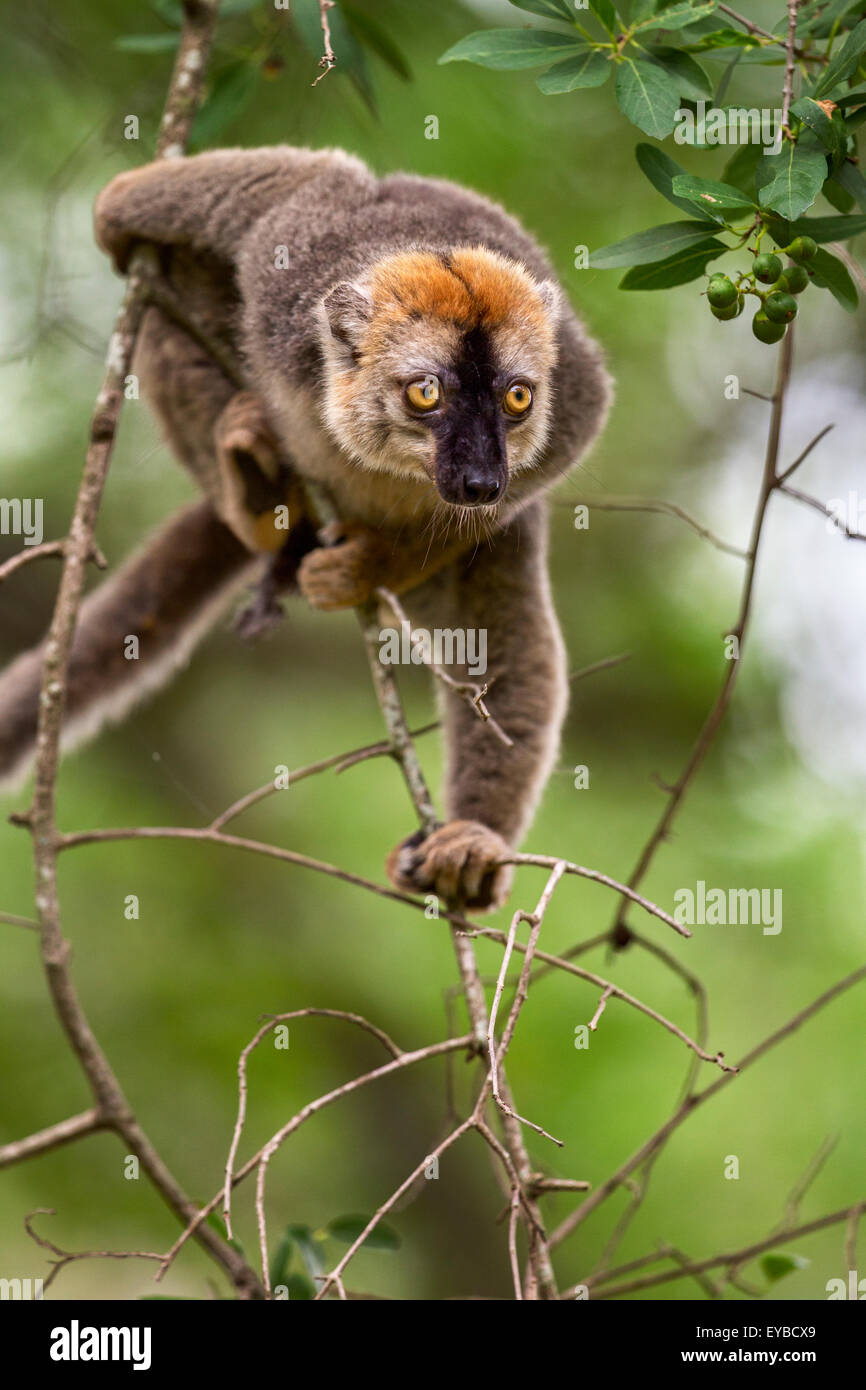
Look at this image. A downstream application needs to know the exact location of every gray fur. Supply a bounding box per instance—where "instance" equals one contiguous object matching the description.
[0,147,612,908]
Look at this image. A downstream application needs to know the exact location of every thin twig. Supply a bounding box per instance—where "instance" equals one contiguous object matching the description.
[375,586,513,747]
[551,963,866,1252]
[610,330,795,937]
[564,494,748,559]
[312,0,337,85]
[0,1110,105,1168]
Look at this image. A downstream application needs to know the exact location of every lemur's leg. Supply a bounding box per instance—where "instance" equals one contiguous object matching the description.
[133,244,305,553]
[0,503,255,789]
[94,146,370,272]
[386,502,567,911]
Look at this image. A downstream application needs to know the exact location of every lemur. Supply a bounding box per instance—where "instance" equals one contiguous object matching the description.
[0,146,611,910]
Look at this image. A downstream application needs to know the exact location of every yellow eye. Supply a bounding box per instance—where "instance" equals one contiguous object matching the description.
[503,382,533,417]
[405,376,441,412]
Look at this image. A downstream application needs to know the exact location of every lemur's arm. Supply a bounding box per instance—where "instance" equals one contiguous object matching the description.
[386,501,567,910]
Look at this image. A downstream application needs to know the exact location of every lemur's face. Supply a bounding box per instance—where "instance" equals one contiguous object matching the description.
[318,247,560,508]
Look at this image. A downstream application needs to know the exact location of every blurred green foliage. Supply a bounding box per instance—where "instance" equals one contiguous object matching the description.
[0,0,864,1301]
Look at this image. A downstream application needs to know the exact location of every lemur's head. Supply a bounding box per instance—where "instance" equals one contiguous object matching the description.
[317,246,561,508]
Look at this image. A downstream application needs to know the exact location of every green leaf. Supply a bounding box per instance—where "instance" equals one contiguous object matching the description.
[631,0,657,21]
[592,219,726,267]
[440,28,588,69]
[671,173,754,220]
[115,33,180,52]
[269,1230,294,1290]
[590,0,619,34]
[326,1214,402,1250]
[809,245,859,309]
[797,0,862,38]
[812,18,866,96]
[834,159,866,207]
[633,1,717,32]
[834,89,866,107]
[148,0,184,22]
[285,1272,316,1300]
[635,141,719,220]
[287,1223,327,1277]
[683,27,764,50]
[189,60,260,148]
[824,177,856,211]
[756,140,828,219]
[760,1253,810,1283]
[786,211,866,240]
[341,2,412,81]
[508,0,580,20]
[791,96,844,152]
[648,46,712,98]
[537,49,611,90]
[615,57,681,137]
[619,237,726,287]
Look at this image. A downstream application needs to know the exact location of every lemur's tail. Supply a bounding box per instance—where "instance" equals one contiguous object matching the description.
[0,501,254,789]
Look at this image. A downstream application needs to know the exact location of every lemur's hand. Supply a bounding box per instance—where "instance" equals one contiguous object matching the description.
[386,820,513,912]
[298,522,384,611]
[213,392,295,554]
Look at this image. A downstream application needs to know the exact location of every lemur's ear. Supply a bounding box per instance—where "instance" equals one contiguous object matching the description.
[321,281,374,352]
[536,278,563,321]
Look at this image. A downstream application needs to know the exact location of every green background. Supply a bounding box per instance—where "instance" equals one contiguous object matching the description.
[0,0,864,1300]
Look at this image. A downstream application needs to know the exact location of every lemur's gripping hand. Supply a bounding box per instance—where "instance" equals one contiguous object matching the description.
[386,820,514,912]
[298,522,388,611]
[213,392,302,554]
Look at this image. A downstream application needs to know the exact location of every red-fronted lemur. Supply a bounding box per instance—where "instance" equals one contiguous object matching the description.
[0,147,611,910]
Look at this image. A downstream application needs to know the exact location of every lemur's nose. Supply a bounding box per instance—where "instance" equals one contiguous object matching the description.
[461,474,503,506]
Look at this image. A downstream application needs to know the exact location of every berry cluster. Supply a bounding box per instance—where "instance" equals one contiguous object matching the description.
[706,237,818,344]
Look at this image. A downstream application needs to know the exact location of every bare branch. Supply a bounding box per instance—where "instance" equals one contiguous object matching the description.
[312,0,337,85]
[551,962,866,1252]
[564,494,748,559]
[0,1109,105,1168]
[486,862,567,1146]
[779,482,866,540]
[376,586,513,747]
[776,423,834,485]
[586,1201,865,1299]
[609,329,795,937]
[222,1008,403,1240]
[0,541,106,586]
[25,1209,163,1292]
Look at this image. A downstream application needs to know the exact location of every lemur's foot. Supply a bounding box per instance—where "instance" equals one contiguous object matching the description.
[298,522,384,611]
[386,819,513,912]
[214,391,291,552]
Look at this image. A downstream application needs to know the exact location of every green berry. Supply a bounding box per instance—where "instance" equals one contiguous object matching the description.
[752,310,786,344]
[787,235,817,263]
[778,263,809,294]
[711,295,744,320]
[764,290,798,324]
[707,274,738,308]
[753,253,782,284]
